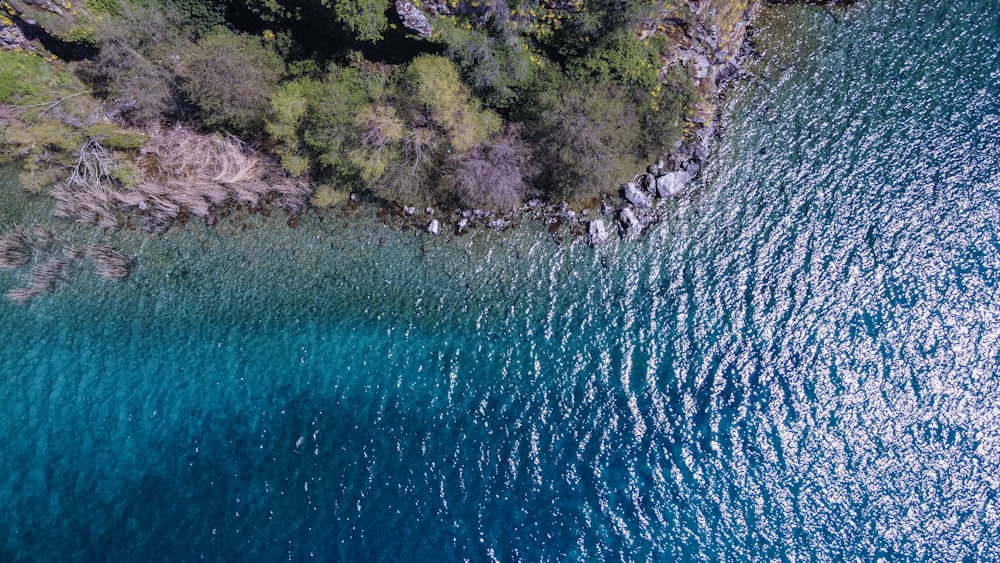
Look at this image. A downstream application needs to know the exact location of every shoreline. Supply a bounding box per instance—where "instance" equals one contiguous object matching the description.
[0,0,763,302]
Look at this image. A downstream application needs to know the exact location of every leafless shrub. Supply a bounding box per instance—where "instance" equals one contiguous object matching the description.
[441,127,538,211]
[86,244,133,280]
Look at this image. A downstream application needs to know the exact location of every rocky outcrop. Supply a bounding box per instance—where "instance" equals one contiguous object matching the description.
[624,182,653,208]
[588,219,609,246]
[395,1,433,37]
[655,171,691,198]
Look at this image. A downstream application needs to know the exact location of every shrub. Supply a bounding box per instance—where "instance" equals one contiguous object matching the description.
[569,29,659,92]
[310,185,349,208]
[402,55,501,153]
[441,127,537,211]
[330,0,388,42]
[92,4,191,124]
[179,30,283,135]
[638,64,694,161]
[525,75,641,201]
[443,27,534,112]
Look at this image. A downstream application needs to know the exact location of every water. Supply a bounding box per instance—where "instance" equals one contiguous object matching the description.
[2,0,999,559]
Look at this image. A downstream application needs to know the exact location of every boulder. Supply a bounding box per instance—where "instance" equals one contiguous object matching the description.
[644,173,657,193]
[457,217,469,231]
[619,208,641,237]
[624,182,652,208]
[402,206,416,216]
[427,219,440,234]
[655,171,690,198]
[395,1,432,37]
[588,219,609,246]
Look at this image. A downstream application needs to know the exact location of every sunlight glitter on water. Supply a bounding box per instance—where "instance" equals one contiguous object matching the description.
[2,0,1000,559]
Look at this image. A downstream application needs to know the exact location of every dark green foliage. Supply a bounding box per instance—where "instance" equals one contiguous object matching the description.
[141,0,228,35]
[638,64,694,161]
[179,30,283,134]
[443,27,533,111]
[525,74,641,201]
[233,0,388,45]
[569,29,658,91]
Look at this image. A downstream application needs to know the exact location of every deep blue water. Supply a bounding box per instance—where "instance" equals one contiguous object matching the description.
[2,0,1000,559]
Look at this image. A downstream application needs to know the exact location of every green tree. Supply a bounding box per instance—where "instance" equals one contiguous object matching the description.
[179,30,284,134]
[525,73,641,201]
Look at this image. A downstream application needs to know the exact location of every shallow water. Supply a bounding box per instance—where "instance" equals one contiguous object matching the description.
[2,0,999,559]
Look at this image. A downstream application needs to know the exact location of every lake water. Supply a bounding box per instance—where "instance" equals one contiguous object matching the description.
[1,0,999,559]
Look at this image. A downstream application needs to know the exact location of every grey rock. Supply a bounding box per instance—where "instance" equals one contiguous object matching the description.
[620,208,641,237]
[425,206,434,214]
[692,54,711,79]
[427,219,440,235]
[528,198,543,208]
[457,217,469,231]
[395,1,432,37]
[588,219,609,246]
[656,171,690,198]
[402,206,416,216]
[488,219,507,230]
[624,182,652,208]
[644,173,657,192]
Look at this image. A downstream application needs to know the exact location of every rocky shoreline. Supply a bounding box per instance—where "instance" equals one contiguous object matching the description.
[1,0,761,250]
[406,0,761,246]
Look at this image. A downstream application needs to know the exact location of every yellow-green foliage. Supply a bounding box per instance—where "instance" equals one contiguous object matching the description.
[266,68,369,177]
[348,104,405,181]
[310,185,349,208]
[84,122,148,149]
[84,0,121,15]
[0,51,83,106]
[267,79,315,175]
[404,55,500,153]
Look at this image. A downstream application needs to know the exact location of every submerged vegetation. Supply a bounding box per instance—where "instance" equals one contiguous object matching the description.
[0,0,755,223]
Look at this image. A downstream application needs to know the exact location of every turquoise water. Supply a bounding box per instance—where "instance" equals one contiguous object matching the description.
[2,0,999,559]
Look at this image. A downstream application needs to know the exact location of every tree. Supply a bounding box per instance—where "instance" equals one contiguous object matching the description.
[179,30,284,135]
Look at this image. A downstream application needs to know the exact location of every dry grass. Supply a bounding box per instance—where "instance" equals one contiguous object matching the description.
[85,244,133,280]
[50,125,311,230]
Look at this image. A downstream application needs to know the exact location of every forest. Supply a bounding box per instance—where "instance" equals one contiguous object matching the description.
[0,0,751,226]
